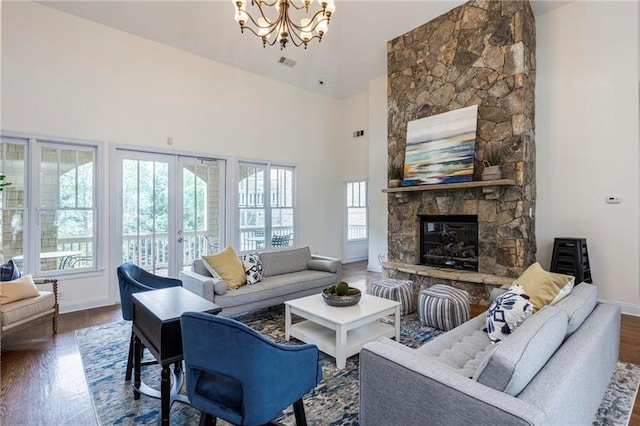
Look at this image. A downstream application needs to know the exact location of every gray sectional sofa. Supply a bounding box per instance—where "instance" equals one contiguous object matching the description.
[360,283,620,425]
[179,246,341,316]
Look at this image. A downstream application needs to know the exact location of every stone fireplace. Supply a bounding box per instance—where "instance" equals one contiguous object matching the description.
[384,0,536,301]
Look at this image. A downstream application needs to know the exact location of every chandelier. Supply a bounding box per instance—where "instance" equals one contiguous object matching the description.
[233,0,336,49]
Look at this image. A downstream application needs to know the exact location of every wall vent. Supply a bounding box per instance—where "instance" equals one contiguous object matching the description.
[278,56,297,68]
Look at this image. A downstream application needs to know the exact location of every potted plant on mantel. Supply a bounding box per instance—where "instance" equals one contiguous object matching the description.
[388,158,403,188]
[481,144,502,181]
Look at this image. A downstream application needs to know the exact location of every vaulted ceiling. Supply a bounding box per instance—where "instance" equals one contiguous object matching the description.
[38,1,571,99]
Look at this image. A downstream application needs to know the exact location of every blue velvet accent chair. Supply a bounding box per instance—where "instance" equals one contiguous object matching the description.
[117,262,182,381]
[181,312,323,426]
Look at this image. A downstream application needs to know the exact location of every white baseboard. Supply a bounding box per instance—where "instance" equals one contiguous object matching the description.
[598,298,640,317]
[59,297,114,314]
[367,263,382,273]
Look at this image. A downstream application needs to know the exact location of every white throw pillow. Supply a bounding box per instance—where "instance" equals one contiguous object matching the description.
[241,253,264,285]
[485,284,533,343]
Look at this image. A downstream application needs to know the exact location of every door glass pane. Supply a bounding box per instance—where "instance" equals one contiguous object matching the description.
[121,159,169,275]
[40,145,96,272]
[182,162,222,270]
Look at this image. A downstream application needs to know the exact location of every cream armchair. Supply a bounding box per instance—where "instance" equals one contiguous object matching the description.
[0,278,58,336]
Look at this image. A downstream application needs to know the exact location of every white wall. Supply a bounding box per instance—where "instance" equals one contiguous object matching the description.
[1,2,344,312]
[536,1,640,314]
[367,76,388,273]
[338,91,369,262]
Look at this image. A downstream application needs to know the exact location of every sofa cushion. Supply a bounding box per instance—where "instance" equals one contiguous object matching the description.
[241,253,264,285]
[553,282,597,336]
[474,305,569,396]
[514,262,574,311]
[202,246,246,289]
[485,285,533,343]
[0,290,55,328]
[0,274,39,304]
[307,258,338,273]
[215,269,334,310]
[199,257,221,279]
[417,314,494,378]
[260,247,311,277]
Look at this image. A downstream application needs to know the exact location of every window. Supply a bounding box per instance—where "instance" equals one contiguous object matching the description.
[238,162,295,252]
[346,181,367,241]
[0,136,99,276]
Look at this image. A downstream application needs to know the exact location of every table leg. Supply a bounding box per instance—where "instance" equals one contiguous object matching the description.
[160,365,171,426]
[133,335,142,400]
[394,305,401,342]
[285,305,291,341]
[336,325,347,369]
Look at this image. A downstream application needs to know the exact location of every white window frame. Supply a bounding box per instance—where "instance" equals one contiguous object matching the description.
[236,160,297,252]
[0,133,102,277]
[345,180,368,243]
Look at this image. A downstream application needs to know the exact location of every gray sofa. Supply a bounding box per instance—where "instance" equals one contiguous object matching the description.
[179,246,341,316]
[360,283,620,425]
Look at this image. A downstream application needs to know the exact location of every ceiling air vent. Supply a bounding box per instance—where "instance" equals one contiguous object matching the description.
[278,56,297,68]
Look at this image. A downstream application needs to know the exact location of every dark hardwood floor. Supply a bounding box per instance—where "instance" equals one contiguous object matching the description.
[1,261,639,425]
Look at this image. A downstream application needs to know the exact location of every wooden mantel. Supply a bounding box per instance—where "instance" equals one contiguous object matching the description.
[382,179,516,193]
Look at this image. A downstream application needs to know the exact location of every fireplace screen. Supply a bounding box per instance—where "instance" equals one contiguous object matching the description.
[420,215,478,271]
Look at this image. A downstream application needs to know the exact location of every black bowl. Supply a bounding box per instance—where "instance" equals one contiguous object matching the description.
[321,289,361,307]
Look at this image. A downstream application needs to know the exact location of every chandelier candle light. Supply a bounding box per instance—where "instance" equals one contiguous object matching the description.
[233,0,335,49]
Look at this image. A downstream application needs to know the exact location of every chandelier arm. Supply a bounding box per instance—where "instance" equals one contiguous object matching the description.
[287,11,330,32]
[287,0,311,12]
[241,25,280,46]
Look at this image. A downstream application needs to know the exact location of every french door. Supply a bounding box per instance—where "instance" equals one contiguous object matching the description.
[113,149,225,277]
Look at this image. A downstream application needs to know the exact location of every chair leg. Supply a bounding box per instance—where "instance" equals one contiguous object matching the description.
[198,411,216,426]
[293,398,307,426]
[125,330,135,381]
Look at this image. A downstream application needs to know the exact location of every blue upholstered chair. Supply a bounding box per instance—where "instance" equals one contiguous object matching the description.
[117,262,182,381]
[181,312,322,426]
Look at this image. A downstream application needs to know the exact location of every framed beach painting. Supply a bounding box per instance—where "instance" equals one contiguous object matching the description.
[403,105,478,186]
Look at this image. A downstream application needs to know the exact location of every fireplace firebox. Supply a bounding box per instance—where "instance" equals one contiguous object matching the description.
[420,215,478,271]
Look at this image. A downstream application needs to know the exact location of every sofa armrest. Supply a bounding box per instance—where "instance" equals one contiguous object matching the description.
[359,341,547,426]
[179,271,228,302]
[309,255,342,277]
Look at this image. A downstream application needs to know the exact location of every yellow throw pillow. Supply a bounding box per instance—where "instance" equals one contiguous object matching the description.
[202,246,246,289]
[514,263,574,312]
[0,274,40,305]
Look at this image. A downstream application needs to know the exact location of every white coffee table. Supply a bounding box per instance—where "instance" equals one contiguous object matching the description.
[285,293,401,369]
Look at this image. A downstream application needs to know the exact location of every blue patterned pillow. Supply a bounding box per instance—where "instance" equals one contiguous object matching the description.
[241,253,263,285]
[485,285,533,343]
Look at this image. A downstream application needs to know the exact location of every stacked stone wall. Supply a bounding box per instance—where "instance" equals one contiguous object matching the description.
[387,0,536,277]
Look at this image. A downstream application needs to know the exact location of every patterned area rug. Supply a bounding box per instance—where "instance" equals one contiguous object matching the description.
[76,307,640,425]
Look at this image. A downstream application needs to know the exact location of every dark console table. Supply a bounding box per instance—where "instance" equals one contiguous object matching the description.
[132,286,221,426]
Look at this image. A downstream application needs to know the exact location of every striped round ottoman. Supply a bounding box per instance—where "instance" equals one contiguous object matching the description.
[418,285,470,331]
[369,279,415,315]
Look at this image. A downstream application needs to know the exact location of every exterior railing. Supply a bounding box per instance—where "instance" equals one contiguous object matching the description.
[239,226,293,252]
[55,224,363,272]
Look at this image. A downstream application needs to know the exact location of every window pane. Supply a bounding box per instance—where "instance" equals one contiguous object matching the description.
[347,181,367,241]
[41,209,94,271]
[40,145,96,271]
[0,141,27,265]
[239,163,267,251]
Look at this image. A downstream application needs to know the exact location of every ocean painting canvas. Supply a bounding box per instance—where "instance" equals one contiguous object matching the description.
[403,105,478,186]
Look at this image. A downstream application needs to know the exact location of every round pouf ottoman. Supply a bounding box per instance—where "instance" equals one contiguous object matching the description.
[418,285,470,331]
[369,279,415,315]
